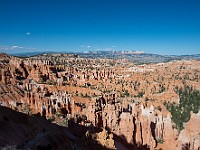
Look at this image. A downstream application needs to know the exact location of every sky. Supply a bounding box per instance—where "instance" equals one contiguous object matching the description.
[0,0,200,55]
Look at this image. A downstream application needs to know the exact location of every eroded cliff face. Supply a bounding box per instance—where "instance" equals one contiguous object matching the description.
[1,53,200,149]
[90,98,179,149]
[176,111,200,150]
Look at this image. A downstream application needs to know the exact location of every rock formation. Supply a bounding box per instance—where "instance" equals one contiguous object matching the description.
[0,53,200,149]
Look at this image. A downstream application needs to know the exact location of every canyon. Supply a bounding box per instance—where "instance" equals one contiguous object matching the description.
[0,53,200,150]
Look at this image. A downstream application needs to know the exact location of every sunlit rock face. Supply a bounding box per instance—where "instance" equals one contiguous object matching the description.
[177,111,200,150]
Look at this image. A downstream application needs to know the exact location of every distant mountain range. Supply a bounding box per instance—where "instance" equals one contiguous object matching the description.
[10,51,67,57]
[7,50,200,64]
[77,51,200,64]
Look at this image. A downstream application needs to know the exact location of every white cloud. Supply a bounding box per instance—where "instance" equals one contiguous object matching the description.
[0,45,22,51]
[0,45,36,53]
[11,45,23,49]
[26,32,31,35]
[0,46,8,51]
[81,45,92,48]
[12,46,18,48]
[112,46,116,48]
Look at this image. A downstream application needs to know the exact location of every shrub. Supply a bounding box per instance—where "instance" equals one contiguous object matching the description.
[157,138,164,144]
[166,86,200,131]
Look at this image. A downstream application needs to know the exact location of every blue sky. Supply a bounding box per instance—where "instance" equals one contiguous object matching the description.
[0,0,200,55]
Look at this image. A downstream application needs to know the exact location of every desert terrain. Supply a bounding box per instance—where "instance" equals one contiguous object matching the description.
[0,52,200,150]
